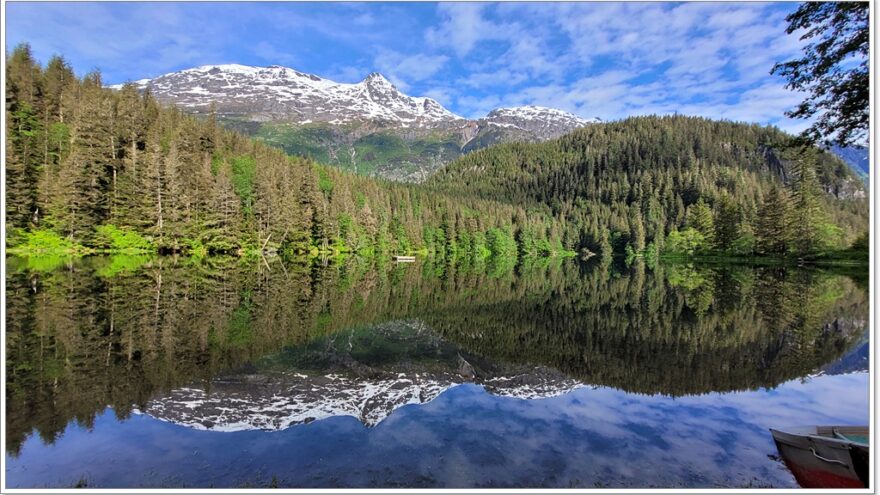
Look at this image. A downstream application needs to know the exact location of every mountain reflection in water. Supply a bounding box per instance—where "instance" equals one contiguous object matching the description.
[4,255,869,488]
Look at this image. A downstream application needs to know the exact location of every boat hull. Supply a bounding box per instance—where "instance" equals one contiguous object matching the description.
[771,427,869,488]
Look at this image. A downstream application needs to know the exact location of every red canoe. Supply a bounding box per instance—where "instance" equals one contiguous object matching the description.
[771,425,869,488]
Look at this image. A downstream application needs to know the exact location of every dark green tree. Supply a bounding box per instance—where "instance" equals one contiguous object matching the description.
[755,184,790,255]
[787,148,826,256]
[6,44,43,228]
[771,2,869,146]
[4,45,868,262]
[685,198,715,248]
[629,206,646,252]
[714,194,741,252]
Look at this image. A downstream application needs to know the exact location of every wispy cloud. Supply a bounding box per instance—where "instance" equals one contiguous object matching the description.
[422,87,456,107]
[6,2,816,130]
[324,65,371,84]
[374,50,450,90]
[425,3,511,57]
[253,41,298,67]
[430,2,811,128]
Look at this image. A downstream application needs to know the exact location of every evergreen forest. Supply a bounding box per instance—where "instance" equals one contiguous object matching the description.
[5,45,869,264]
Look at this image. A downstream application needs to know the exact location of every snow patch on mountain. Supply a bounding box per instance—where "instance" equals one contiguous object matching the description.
[109,63,462,127]
[107,65,601,135]
[107,64,602,180]
[488,105,600,126]
[480,105,599,140]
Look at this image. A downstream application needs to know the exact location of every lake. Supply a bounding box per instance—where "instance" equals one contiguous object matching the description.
[4,255,869,488]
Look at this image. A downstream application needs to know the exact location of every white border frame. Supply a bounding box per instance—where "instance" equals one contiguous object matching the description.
[0,0,875,493]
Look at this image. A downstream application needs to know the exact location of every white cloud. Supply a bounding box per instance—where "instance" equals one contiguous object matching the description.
[501,37,563,80]
[253,41,297,67]
[459,68,528,89]
[434,2,815,130]
[425,3,494,57]
[379,52,449,82]
[7,3,234,80]
[706,5,763,29]
[7,1,821,131]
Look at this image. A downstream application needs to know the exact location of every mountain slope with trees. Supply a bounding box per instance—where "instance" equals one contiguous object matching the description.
[6,45,572,261]
[428,116,868,259]
[108,63,597,182]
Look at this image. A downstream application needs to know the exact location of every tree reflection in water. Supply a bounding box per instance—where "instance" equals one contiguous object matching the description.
[5,255,868,456]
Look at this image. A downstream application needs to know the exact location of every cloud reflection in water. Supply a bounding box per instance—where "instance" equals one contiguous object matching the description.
[5,372,867,488]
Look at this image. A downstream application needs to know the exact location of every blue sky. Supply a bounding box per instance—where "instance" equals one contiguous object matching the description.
[6,2,813,131]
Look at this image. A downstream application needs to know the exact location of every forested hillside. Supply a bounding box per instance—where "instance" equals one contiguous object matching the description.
[5,45,869,262]
[429,116,869,259]
[5,45,570,260]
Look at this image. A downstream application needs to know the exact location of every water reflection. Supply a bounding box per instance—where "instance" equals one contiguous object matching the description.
[143,320,585,431]
[4,374,869,488]
[4,255,869,487]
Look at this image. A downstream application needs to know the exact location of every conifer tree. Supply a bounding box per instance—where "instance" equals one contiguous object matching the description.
[755,184,789,255]
[714,194,741,252]
[3,46,867,261]
[629,206,646,252]
[6,44,43,228]
[685,198,715,248]
[787,149,826,256]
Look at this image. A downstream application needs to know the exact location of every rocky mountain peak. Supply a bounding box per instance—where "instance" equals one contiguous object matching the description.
[487,105,599,125]
[109,63,464,127]
[106,64,602,135]
[359,72,403,103]
[363,72,394,86]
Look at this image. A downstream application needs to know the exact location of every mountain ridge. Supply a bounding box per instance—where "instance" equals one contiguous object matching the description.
[113,63,870,185]
[108,63,598,128]
[108,63,599,181]
[110,63,462,126]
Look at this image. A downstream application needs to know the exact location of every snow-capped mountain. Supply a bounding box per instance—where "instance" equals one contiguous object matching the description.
[485,106,600,139]
[110,63,599,181]
[112,64,461,127]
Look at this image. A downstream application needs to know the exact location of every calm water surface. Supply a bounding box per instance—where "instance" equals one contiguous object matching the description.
[4,255,869,488]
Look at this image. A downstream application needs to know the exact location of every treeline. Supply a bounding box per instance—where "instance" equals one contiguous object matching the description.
[5,44,571,260]
[429,116,869,260]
